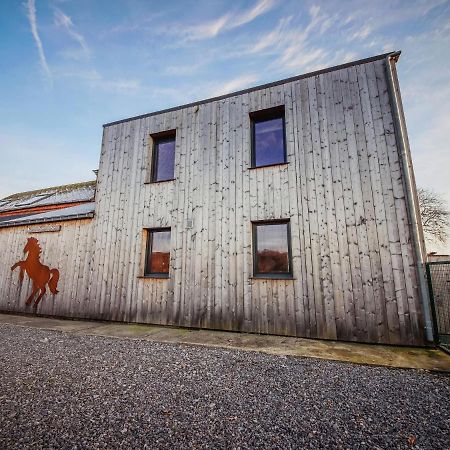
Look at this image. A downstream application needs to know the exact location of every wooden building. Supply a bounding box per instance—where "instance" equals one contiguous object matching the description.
[0,52,434,345]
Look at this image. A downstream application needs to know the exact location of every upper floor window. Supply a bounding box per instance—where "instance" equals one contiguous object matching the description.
[145,228,171,277]
[151,131,176,182]
[250,106,286,168]
[253,220,292,278]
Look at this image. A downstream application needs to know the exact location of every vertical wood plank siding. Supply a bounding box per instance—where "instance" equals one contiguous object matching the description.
[0,220,93,317]
[0,58,425,345]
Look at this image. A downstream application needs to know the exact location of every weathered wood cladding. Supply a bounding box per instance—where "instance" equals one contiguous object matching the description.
[0,56,425,344]
[0,219,94,317]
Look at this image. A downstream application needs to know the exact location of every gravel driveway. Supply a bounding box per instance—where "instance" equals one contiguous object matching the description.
[0,323,449,449]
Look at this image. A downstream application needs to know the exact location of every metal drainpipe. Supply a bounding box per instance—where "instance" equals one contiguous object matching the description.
[384,52,434,342]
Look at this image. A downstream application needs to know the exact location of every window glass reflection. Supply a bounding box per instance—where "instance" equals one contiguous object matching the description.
[146,230,171,274]
[255,223,289,274]
[254,117,285,167]
[154,138,175,181]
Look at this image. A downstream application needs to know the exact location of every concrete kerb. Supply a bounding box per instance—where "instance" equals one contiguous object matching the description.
[1,312,449,372]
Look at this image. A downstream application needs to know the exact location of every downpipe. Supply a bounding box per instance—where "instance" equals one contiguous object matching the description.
[384,52,434,342]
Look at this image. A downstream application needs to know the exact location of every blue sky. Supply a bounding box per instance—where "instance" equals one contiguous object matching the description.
[0,0,449,250]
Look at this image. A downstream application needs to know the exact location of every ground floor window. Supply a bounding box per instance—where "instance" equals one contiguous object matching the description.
[145,228,171,277]
[252,220,292,278]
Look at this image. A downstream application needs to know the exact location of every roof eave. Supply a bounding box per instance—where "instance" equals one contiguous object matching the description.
[103,51,401,128]
[0,212,95,228]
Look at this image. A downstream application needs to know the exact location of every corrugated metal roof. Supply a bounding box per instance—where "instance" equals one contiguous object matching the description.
[0,202,95,227]
[14,193,54,207]
[0,180,96,213]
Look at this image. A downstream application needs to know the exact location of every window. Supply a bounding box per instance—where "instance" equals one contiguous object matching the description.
[251,106,286,168]
[151,132,176,182]
[253,220,292,278]
[145,228,171,277]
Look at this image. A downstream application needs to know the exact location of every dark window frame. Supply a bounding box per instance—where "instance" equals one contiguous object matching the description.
[250,105,287,169]
[144,227,171,278]
[150,130,176,183]
[252,219,293,279]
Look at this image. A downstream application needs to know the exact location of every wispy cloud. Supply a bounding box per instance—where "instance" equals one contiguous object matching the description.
[54,68,141,94]
[170,5,344,78]
[54,8,90,60]
[232,0,278,28]
[338,0,448,34]
[101,79,141,94]
[279,46,327,72]
[179,0,277,41]
[26,0,51,81]
[212,74,259,96]
[107,17,156,35]
[349,24,372,41]
[164,62,205,76]
[188,13,230,40]
[252,6,339,74]
[249,16,293,53]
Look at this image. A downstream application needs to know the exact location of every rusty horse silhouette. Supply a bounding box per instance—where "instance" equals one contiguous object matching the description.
[11,237,60,306]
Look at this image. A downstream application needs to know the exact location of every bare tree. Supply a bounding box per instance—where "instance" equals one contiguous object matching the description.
[417,188,449,245]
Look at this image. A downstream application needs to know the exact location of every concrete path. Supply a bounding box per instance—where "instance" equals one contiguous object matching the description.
[1,312,449,372]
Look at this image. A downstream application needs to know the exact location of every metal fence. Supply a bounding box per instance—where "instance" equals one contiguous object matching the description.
[426,261,450,352]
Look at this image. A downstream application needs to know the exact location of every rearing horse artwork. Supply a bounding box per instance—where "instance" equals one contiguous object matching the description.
[11,237,60,306]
